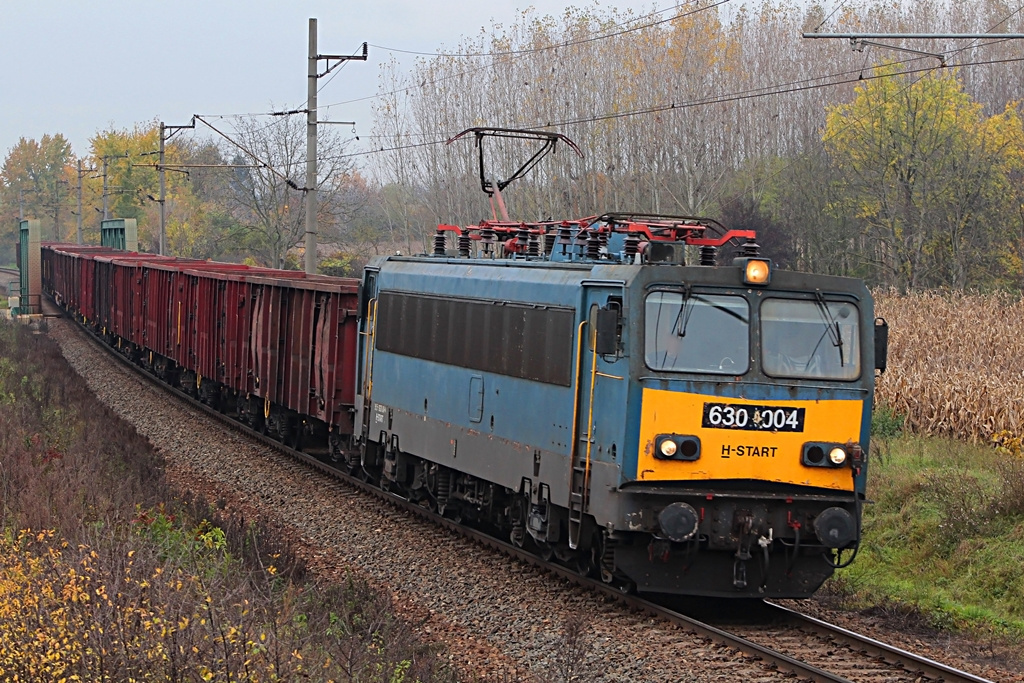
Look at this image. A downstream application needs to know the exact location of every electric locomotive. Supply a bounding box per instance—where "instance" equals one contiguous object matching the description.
[351,129,886,598]
[38,128,886,599]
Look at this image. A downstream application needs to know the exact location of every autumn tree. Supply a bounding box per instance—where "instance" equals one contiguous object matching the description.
[89,124,163,245]
[824,65,1024,290]
[0,134,75,244]
[159,139,244,260]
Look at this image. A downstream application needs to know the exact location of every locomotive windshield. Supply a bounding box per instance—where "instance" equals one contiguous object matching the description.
[645,291,749,374]
[761,298,860,380]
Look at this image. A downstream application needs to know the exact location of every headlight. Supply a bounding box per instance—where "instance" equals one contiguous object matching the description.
[803,442,858,468]
[654,435,701,461]
[743,259,771,285]
[828,447,848,465]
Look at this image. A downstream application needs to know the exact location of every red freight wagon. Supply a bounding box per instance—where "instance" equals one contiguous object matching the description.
[42,245,129,323]
[41,243,362,447]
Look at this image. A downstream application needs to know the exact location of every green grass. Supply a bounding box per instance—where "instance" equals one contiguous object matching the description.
[830,433,1024,641]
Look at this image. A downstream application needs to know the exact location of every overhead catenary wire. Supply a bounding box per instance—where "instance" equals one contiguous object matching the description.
[321,0,726,112]
[188,1,724,120]
[367,0,721,58]
[318,51,1024,163]
[141,4,1024,176]
[193,114,302,189]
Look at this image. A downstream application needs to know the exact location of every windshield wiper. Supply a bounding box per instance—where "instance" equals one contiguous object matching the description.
[673,284,693,337]
[676,288,749,337]
[812,291,845,367]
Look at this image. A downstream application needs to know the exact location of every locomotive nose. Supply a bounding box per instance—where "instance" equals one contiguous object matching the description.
[813,507,856,548]
[658,502,700,542]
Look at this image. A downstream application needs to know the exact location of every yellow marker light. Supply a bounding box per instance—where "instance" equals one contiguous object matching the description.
[828,447,848,465]
[744,259,770,285]
[659,439,678,457]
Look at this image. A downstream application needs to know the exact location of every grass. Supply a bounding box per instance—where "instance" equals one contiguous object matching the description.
[830,429,1024,642]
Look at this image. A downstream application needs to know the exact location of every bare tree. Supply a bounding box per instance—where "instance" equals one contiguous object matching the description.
[222,114,355,268]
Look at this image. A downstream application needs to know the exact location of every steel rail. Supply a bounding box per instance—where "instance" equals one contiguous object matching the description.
[54,300,993,683]
[762,601,993,683]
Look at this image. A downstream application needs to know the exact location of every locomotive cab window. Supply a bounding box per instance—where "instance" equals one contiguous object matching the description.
[644,291,749,374]
[761,298,860,380]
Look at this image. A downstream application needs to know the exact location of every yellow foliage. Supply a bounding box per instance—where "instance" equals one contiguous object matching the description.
[0,530,309,681]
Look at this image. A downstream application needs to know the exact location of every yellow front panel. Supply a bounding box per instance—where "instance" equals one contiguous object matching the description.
[636,388,863,490]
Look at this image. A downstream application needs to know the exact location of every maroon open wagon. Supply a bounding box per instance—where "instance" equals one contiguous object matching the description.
[42,244,361,445]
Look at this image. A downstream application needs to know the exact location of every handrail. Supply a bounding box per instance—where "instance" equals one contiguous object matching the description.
[362,298,378,400]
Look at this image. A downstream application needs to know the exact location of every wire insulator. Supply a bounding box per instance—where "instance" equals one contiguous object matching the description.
[528,234,540,258]
[517,225,530,246]
[700,245,718,266]
[586,230,601,260]
[625,234,640,259]
[458,234,471,257]
[433,231,446,256]
[741,239,761,257]
[557,226,573,255]
[543,231,556,255]
[480,227,495,256]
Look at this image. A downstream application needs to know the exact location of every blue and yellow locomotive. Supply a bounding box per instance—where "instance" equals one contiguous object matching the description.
[353,202,886,597]
[41,127,885,599]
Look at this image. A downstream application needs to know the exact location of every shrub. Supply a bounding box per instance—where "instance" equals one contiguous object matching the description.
[992,431,1024,517]
[871,402,906,439]
[923,467,994,541]
[0,320,456,682]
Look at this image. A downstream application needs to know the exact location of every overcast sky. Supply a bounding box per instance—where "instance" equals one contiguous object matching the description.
[0,0,666,164]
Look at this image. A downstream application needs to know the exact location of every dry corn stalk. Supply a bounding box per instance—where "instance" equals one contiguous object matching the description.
[874,290,1024,443]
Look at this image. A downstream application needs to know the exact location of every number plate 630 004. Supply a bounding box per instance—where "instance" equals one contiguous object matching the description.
[701,402,805,432]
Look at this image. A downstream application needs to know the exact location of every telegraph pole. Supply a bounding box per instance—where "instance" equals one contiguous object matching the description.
[304,18,367,274]
[101,157,110,221]
[99,152,129,221]
[156,120,195,255]
[304,19,318,275]
[77,161,85,244]
[160,123,166,255]
[75,160,97,244]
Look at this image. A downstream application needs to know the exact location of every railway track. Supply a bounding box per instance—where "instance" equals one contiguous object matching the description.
[44,302,1002,683]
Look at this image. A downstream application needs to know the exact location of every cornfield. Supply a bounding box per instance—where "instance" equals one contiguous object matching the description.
[874,290,1024,442]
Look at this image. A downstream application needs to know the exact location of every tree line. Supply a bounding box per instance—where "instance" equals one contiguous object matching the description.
[3,0,1024,289]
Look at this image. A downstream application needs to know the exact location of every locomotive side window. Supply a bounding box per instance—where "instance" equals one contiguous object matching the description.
[761,298,861,380]
[644,291,749,374]
[375,291,574,386]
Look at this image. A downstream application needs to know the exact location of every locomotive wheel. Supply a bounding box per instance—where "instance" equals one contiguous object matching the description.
[535,541,555,562]
[576,533,603,578]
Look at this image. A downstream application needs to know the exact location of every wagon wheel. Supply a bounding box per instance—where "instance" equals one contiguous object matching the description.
[289,426,304,453]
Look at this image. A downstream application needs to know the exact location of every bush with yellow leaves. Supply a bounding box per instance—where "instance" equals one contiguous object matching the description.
[0,320,454,682]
